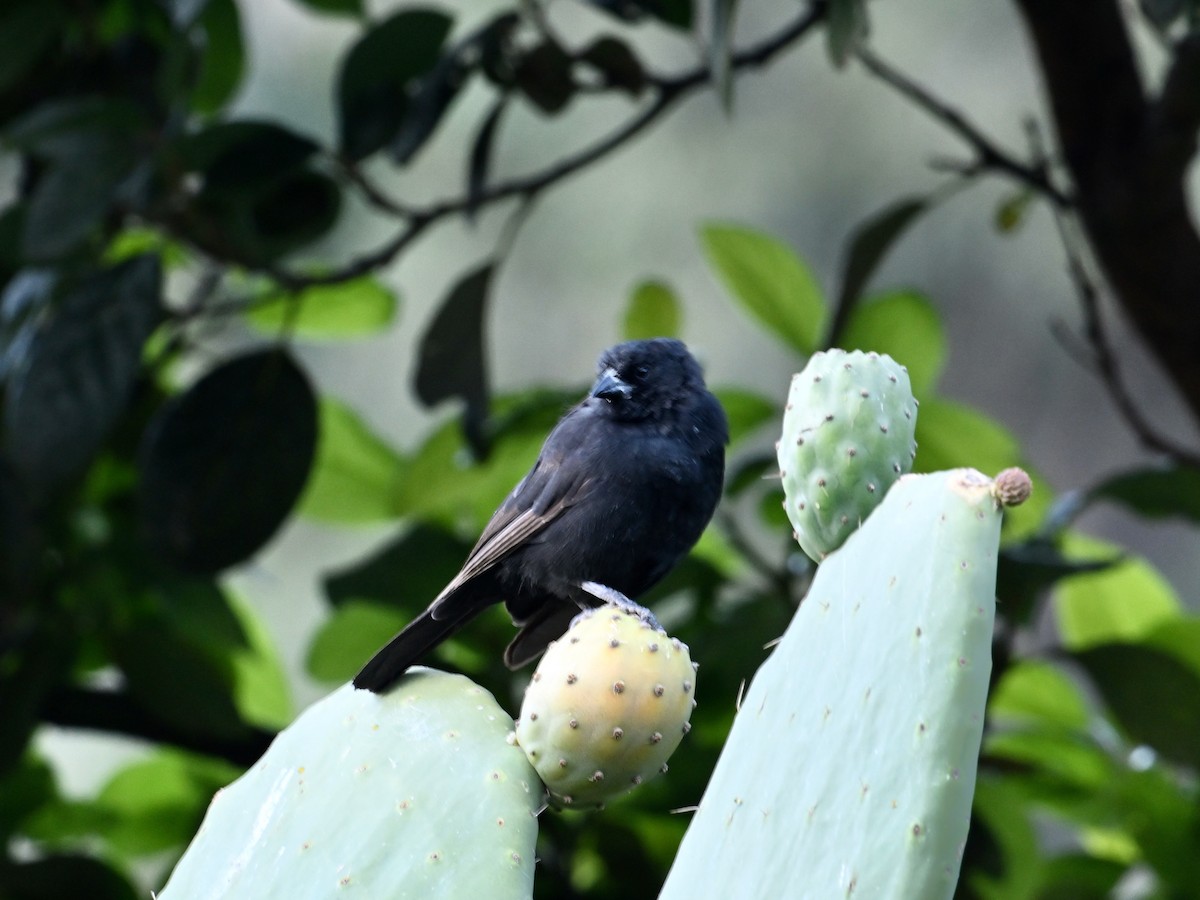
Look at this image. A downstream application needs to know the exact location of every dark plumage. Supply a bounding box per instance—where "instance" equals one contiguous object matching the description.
[353,338,728,693]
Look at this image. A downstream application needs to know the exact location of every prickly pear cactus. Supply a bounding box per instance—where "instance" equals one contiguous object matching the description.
[661,469,1027,900]
[160,671,540,899]
[778,349,917,561]
[514,606,695,809]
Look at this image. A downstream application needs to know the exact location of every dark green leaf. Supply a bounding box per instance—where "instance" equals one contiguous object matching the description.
[307,601,406,682]
[182,120,318,193]
[138,348,317,572]
[4,256,162,501]
[1089,465,1200,523]
[391,53,469,165]
[192,0,245,114]
[514,40,577,114]
[324,523,472,609]
[244,276,398,339]
[724,449,776,497]
[1074,641,1200,769]
[0,856,137,900]
[839,289,944,396]
[623,280,681,340]
[245,168,341,258]
[110,622,248,740]
[579,36,645,96]
[298,397,406,524]
[712,387,775,445]
[0,0,64,92]
[0,624,72,773]
[414,263,493,459]
[709,0,739,111]
[0,755,56,843]
[337,9,453,160]
[995,189,1034,234]
[996,538,1118,625]
[831,197,928,340]
[700,223,826,353]
[466,98,507,220]
[1140,0,1185,29]
[826,0,869,66]
[1034,855,1126,900]
[288,0,363,16]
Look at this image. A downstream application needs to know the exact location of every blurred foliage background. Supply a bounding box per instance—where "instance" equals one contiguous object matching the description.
[2,0,1200,897]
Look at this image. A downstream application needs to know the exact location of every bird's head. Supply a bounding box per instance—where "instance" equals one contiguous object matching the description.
[589,338,706,422]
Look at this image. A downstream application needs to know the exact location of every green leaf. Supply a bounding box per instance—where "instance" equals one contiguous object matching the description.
[298,397,405,524]
[0,0,63,93]
[623,281,681,340]
[833,197,928,327]
[994,190,1033,234]
[712,387,775,446]
[0,856,136,900]
[323,523,472,610]
[307,601,406,682]
[226,593,293,729]
[1089,464,1200,523]
[288,0,363,16]
[989,660,1091,730]
[700,223,826,353]
[579,36,645,96]
[244,277,398,339]
[0,755,56,843]
[192,0,245,115]
[839,289,945,396]
[182,120,317,192]
[337,9,453,160]
[1053,532,1180,650]
[514,39,577,114]
[414,263,493,458]
[138,349,318,572]
[1074,641,1200,770]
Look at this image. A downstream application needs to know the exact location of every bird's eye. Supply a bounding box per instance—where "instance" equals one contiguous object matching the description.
[633,364,650,381]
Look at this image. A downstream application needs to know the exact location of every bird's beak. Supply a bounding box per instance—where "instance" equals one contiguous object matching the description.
[592,367,632,402]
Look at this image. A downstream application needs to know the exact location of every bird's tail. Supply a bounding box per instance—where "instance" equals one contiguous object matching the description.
[352,605,478,693]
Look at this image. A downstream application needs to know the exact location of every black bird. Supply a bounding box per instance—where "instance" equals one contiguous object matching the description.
[353,338,728,693]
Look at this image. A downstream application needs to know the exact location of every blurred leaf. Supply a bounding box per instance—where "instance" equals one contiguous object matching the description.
[182,120,317,192]
[466,98,507,219]
[289,0,363,15]
[1074,642,1200,770]
[995,189,1034,234]
[835,197,927,331]
[0,0,63,92]
[580,36,645,96]
[0,755,56,843]
[709,0,739,111]
[337,9,452,160]
[4,255,161,501]
[989,660,1091,731]
[826,0,869,66]
[1054,532,1180,650]
[240,168,342,260]
[983,728,1114,791]
[581,0,694,28]
[839,289,944,396]
[967,776,1041,900]
[1089,464,1200,523]
[109,622,248,740]
[297,397,405,524]
[1141,618,1200,678]
[138,349,317,572]
[1033,854,1126,899]
[700,223,826,353]
[0,856,136,900]
[104,228,189,269]
[996,538,1119,625]
[712,387,775,445]
[623,281,681,340]
[1140,0,1185,29]
[0,625,72,773]
[307,600,406,682]
[192,0,245,114]
[227,593,293,729]
[514,39,576,114]
[324,523,472,610]
[94,750,240,857]
[414,263,493,458]
[244,277,398,339]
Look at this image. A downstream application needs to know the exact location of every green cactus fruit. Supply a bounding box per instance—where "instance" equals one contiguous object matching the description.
[778,348,918,562]
[661,469,1026,899]
[514,605,695,809]
[160,671,540,899]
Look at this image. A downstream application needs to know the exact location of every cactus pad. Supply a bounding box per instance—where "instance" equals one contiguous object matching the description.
[160,672,540,899]
[662,469,1015,899]
[514,606,695,809]
[778,349,917,561]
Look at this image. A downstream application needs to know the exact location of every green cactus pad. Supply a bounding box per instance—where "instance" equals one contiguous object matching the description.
[160,671,540,899]
[778,349,917,561]
[662,469,1010,900]
[514,606,695,809]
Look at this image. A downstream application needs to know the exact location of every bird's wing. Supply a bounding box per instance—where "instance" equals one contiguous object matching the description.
[429,416,595,618]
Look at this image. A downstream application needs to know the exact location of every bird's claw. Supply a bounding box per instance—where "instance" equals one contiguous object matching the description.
[578,581,662,631]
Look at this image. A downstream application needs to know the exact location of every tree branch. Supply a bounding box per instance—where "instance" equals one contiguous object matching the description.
[271,6,826,290]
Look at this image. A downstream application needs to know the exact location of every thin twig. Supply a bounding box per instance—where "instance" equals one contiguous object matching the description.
[1051,210,1200,468]
[856,47,1071,208]
[270,6,826,289]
